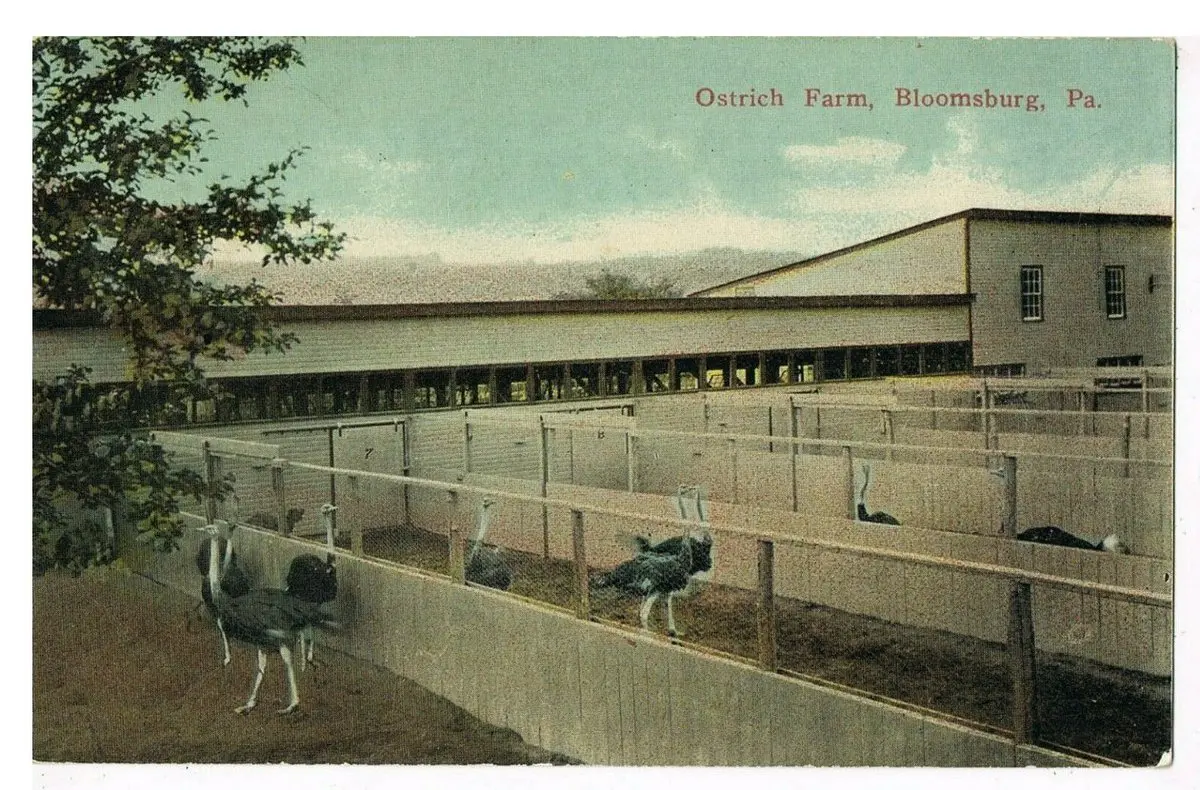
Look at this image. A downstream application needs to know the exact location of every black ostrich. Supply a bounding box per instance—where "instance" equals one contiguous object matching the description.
[1017,525,1129,553]
[194,527,251,666]
[857,464,901,526]
[632,530,715,589]
[282,503,340,669]
[196,520,338,715]
[465,497,513,591]
[591,534,697,637]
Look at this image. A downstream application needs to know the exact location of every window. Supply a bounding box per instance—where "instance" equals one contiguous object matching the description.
[1097,354,1143,367]
[974,363,1026,378]
[1105,266,1126,319]
[1020,266,1043,321]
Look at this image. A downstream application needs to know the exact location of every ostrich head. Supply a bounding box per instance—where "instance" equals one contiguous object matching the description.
[195,519,234,540]
[1100,534,1130,554]
[320,503,338,517]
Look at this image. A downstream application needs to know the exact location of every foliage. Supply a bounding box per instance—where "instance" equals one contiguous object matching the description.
[553,268,682,300]
[33,37,344,572]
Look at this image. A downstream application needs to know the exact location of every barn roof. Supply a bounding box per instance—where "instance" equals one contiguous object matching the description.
[33,293,973,329]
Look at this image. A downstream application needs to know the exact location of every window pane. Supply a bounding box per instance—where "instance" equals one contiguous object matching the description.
[1020,266,1043,320]
[1105,266,1126,318]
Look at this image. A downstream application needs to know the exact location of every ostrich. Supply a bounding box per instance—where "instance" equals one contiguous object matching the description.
[196,520,338,715]
[194,524,251,666]
[857,464,901,526]
[465,497,513,591]
[631,529,715,592]
[1017,525,1129,553]
[591,534,697,637]
[282,503,340,669]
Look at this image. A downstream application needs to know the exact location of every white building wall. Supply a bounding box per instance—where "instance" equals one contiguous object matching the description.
[34,304,970,383]
[968,219,1172,370]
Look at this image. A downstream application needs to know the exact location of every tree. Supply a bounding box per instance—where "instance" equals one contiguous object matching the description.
[33,37,345,573]
[554,268,681,300]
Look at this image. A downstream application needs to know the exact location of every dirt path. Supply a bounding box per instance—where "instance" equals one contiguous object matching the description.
[33,568,575,764]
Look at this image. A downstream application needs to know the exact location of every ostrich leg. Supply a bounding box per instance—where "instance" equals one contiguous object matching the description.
[304,625,316,668]
[278,643,301,714]
[237,649,269,714]
[665,593,679,637]
[215,617,232,666]
[639,593,659,631]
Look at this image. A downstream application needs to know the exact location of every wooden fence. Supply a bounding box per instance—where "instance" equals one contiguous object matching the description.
[150,431,1170,749]
[130,518,1099,767]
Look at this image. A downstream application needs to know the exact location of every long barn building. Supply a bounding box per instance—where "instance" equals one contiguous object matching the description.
[32,208,1171,426]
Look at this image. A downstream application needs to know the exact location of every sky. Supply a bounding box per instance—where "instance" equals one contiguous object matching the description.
[155,36,1181,266]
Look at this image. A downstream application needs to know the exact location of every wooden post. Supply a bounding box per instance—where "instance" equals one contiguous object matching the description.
[271,460,289,536]
[757,539,777,672]
[843,445,856,520]
[625,432,637,493]
[980,380,991,440]
[1000,455,1018,537]
[462,411,472,475]
[728,437,739,505]
[1008,580,1038,744]
[997,450,1036,743]
[202,442,218,524]
[1122,414,1132,479]
[327,427,338,535]
[883,408,895,461]
[982,381,996,451]
[448,526,466,583]
[790,401,800,513]
[767,405,774,453]
[1141,370,1150,413]
[572,509,589,620]
[539,417,550,558]
[358,374,370,414]
[568,428,576,485]
[350,510,364,557]
[632,360,645,394]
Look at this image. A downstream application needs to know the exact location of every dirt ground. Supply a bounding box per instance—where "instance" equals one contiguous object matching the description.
[362,524,1172,766]
[32,568,575,765]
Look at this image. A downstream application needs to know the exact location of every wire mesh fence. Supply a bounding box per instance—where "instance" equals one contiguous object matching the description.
[152,424,1172,765]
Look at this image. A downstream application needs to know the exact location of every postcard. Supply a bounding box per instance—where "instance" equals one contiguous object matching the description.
[32,36,1178,777]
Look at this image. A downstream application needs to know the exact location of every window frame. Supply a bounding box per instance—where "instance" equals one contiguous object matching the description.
[1105,265,1127,319]
[1020,265,1044,322]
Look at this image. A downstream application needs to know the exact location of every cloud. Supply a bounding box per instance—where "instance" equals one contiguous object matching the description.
[292,205,835,265]
[627,128,688,160]
[340,148,425,175]
[786,115,1173,238]
[783,137,907,166]
[214,115,1171,269]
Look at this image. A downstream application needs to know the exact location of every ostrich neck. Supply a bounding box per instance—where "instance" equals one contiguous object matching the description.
[207,533,223,601]
[468,505,494,563]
